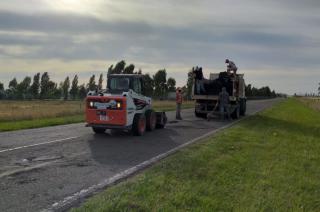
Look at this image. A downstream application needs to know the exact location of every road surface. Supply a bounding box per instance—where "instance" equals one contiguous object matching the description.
[0,99,280,212]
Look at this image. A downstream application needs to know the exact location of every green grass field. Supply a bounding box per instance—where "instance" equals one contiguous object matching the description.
[0,100,194,132]
[72,98,320,211]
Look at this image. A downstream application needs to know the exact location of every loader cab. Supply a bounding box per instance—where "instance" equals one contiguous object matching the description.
[107,74,144,94]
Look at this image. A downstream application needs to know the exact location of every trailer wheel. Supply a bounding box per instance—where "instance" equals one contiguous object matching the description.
[146,110,156,131]
[195,110,206,118]
[240,99,246,116]
[133,113,146,136]
[92,127,106,134]
[231,104,240,119]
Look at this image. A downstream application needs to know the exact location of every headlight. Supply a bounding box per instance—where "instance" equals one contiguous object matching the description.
[89,101,94,108]
[116,102,121,108]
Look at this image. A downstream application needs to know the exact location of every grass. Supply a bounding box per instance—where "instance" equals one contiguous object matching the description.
[72,98,320,212]
[0,100,194,132]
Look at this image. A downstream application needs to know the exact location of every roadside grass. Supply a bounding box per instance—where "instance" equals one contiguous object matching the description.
[0,100,194,132]
[72,98,320,211]
[298,97,320,111]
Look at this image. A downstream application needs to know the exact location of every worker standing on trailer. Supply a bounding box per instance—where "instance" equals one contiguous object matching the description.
[176,87,183,120]
[225,59,238,75]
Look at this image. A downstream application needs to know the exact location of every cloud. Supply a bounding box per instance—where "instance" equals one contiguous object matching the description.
[0,1,319,94]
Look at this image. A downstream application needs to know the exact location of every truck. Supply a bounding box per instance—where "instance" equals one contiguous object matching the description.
[85,74,167,136]
[192,72,246,119]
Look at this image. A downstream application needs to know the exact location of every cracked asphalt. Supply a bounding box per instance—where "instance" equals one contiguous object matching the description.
[0,99,280,212]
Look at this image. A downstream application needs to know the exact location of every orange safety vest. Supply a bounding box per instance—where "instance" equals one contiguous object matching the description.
[176,91,183,104]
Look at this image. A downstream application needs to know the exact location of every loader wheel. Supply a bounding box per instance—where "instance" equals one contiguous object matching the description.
[92,127,105,134]
[133,113,146,136]
[156,112,167,129]
[231,104,240,119]
[146,110,156,131]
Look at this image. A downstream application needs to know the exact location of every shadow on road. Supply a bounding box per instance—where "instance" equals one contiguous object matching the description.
[87,128,180,166]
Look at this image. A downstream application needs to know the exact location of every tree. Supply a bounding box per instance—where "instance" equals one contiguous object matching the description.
[79,84,87,99]
[186,70,194,100]
[17,76,32,99]
[70,75,79,99]
[9,78,18,90]
[0,82,5,99]
[40,72,50,99]
[123,64,135,74]
[112,60,126,74]
[245,84,252,97]
[30,73,40,99]
[142,73,154,97]
[62,76,70,100]
[153,69,167,99]
[87,75,96,91]
[318,82,320,96]
[107,65,114,76]
[7,78,18,99]
[51,82,62,99]
[167,77,176,92]
[98,74,103,91]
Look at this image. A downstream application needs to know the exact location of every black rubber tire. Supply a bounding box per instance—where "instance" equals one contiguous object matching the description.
[240,99,247,116]
[146,110,156,131]
[231,104,240,119]
[132,113,146,136]
[92,127,106,134]
[195,110,207,118]
[156,112,167,129]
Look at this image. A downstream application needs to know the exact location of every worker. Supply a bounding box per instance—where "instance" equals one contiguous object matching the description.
[207,87,230,121]
[225,59,238,75]
[176,87,183,120]
[193,66,206,94]
[219,87,231,120]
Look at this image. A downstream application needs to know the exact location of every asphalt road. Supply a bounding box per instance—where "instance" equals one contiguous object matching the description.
[0,99,280,212]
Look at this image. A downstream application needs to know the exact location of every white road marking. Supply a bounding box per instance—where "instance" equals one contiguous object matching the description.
[0,136,79,154]
[44,112,262,212]
[41,99,282,211]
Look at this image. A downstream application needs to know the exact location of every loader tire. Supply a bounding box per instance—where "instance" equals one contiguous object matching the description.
[146,110,156,131]
[133,113,146,136]
[156,112,167,129]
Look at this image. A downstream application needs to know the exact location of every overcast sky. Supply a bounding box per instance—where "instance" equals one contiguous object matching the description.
[0,0,319,94]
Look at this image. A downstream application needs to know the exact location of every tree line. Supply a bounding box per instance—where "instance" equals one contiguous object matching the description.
[0,60,280,100]
[245,84,278,98]
[0,60,178,100]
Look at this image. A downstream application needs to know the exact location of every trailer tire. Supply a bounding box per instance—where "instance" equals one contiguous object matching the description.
[92,127,105,134]
[133,113,146,136]
[195,110,206,118]
[146,110,156,131]
[240,99,246,116]
[231,104,240,119]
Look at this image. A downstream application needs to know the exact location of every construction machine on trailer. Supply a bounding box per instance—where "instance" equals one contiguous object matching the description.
[85,74,167,136]
[192,72,246,119]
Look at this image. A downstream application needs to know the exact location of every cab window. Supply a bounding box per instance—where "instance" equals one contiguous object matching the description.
[133,78,141,94]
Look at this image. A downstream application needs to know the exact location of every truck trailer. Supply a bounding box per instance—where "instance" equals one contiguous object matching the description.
[192,72,247,119]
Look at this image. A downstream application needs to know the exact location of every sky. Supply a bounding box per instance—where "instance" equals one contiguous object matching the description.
[0,0,319,95]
